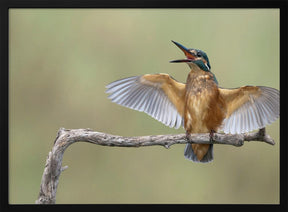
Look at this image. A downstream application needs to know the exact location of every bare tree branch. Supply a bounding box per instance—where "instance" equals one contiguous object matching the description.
[35,127,274,204]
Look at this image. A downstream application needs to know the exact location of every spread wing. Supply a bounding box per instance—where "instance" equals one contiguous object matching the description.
[219,86,279,134]
[106,74,186,129]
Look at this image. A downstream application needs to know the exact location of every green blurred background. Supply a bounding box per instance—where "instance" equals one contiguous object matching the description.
[9,9,279,204]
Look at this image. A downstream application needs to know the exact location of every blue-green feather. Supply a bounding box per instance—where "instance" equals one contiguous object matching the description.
[192,49,218,85]
[211,72,218,85]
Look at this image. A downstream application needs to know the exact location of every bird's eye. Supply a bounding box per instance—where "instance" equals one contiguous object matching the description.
[197,52,202,57]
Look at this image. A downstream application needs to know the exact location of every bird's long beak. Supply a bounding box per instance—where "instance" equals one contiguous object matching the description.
[170,40,196,63]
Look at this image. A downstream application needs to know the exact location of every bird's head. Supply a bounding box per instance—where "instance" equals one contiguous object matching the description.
[170,40,211,72]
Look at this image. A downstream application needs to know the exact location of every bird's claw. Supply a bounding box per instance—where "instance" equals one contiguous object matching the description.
[186,131,192,142]
[209,130,215,143]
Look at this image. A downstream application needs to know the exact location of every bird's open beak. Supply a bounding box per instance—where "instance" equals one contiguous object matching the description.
[170,40,196,63]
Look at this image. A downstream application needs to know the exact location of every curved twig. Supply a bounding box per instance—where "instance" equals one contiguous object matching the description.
[35,127,274,204]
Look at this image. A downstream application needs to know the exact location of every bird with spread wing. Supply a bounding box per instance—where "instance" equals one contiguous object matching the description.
[106,40,279,163]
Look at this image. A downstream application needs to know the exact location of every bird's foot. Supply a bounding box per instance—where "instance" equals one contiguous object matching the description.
[186,131,192,142]
[209,130,215,143]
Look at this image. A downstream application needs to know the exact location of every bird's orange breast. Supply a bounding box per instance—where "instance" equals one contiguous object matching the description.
[184,71,226,134]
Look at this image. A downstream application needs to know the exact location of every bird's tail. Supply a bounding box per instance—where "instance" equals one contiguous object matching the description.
[184,144,214,163]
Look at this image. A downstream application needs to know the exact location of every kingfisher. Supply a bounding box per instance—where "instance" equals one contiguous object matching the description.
[106,40,279,163]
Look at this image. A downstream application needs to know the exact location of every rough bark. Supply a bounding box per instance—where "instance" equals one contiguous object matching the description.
[35,127,274,204]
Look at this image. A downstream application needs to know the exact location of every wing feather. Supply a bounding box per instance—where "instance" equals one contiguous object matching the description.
[106,74,186,129]
[157,92,166,122]
[219,86,279,134]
